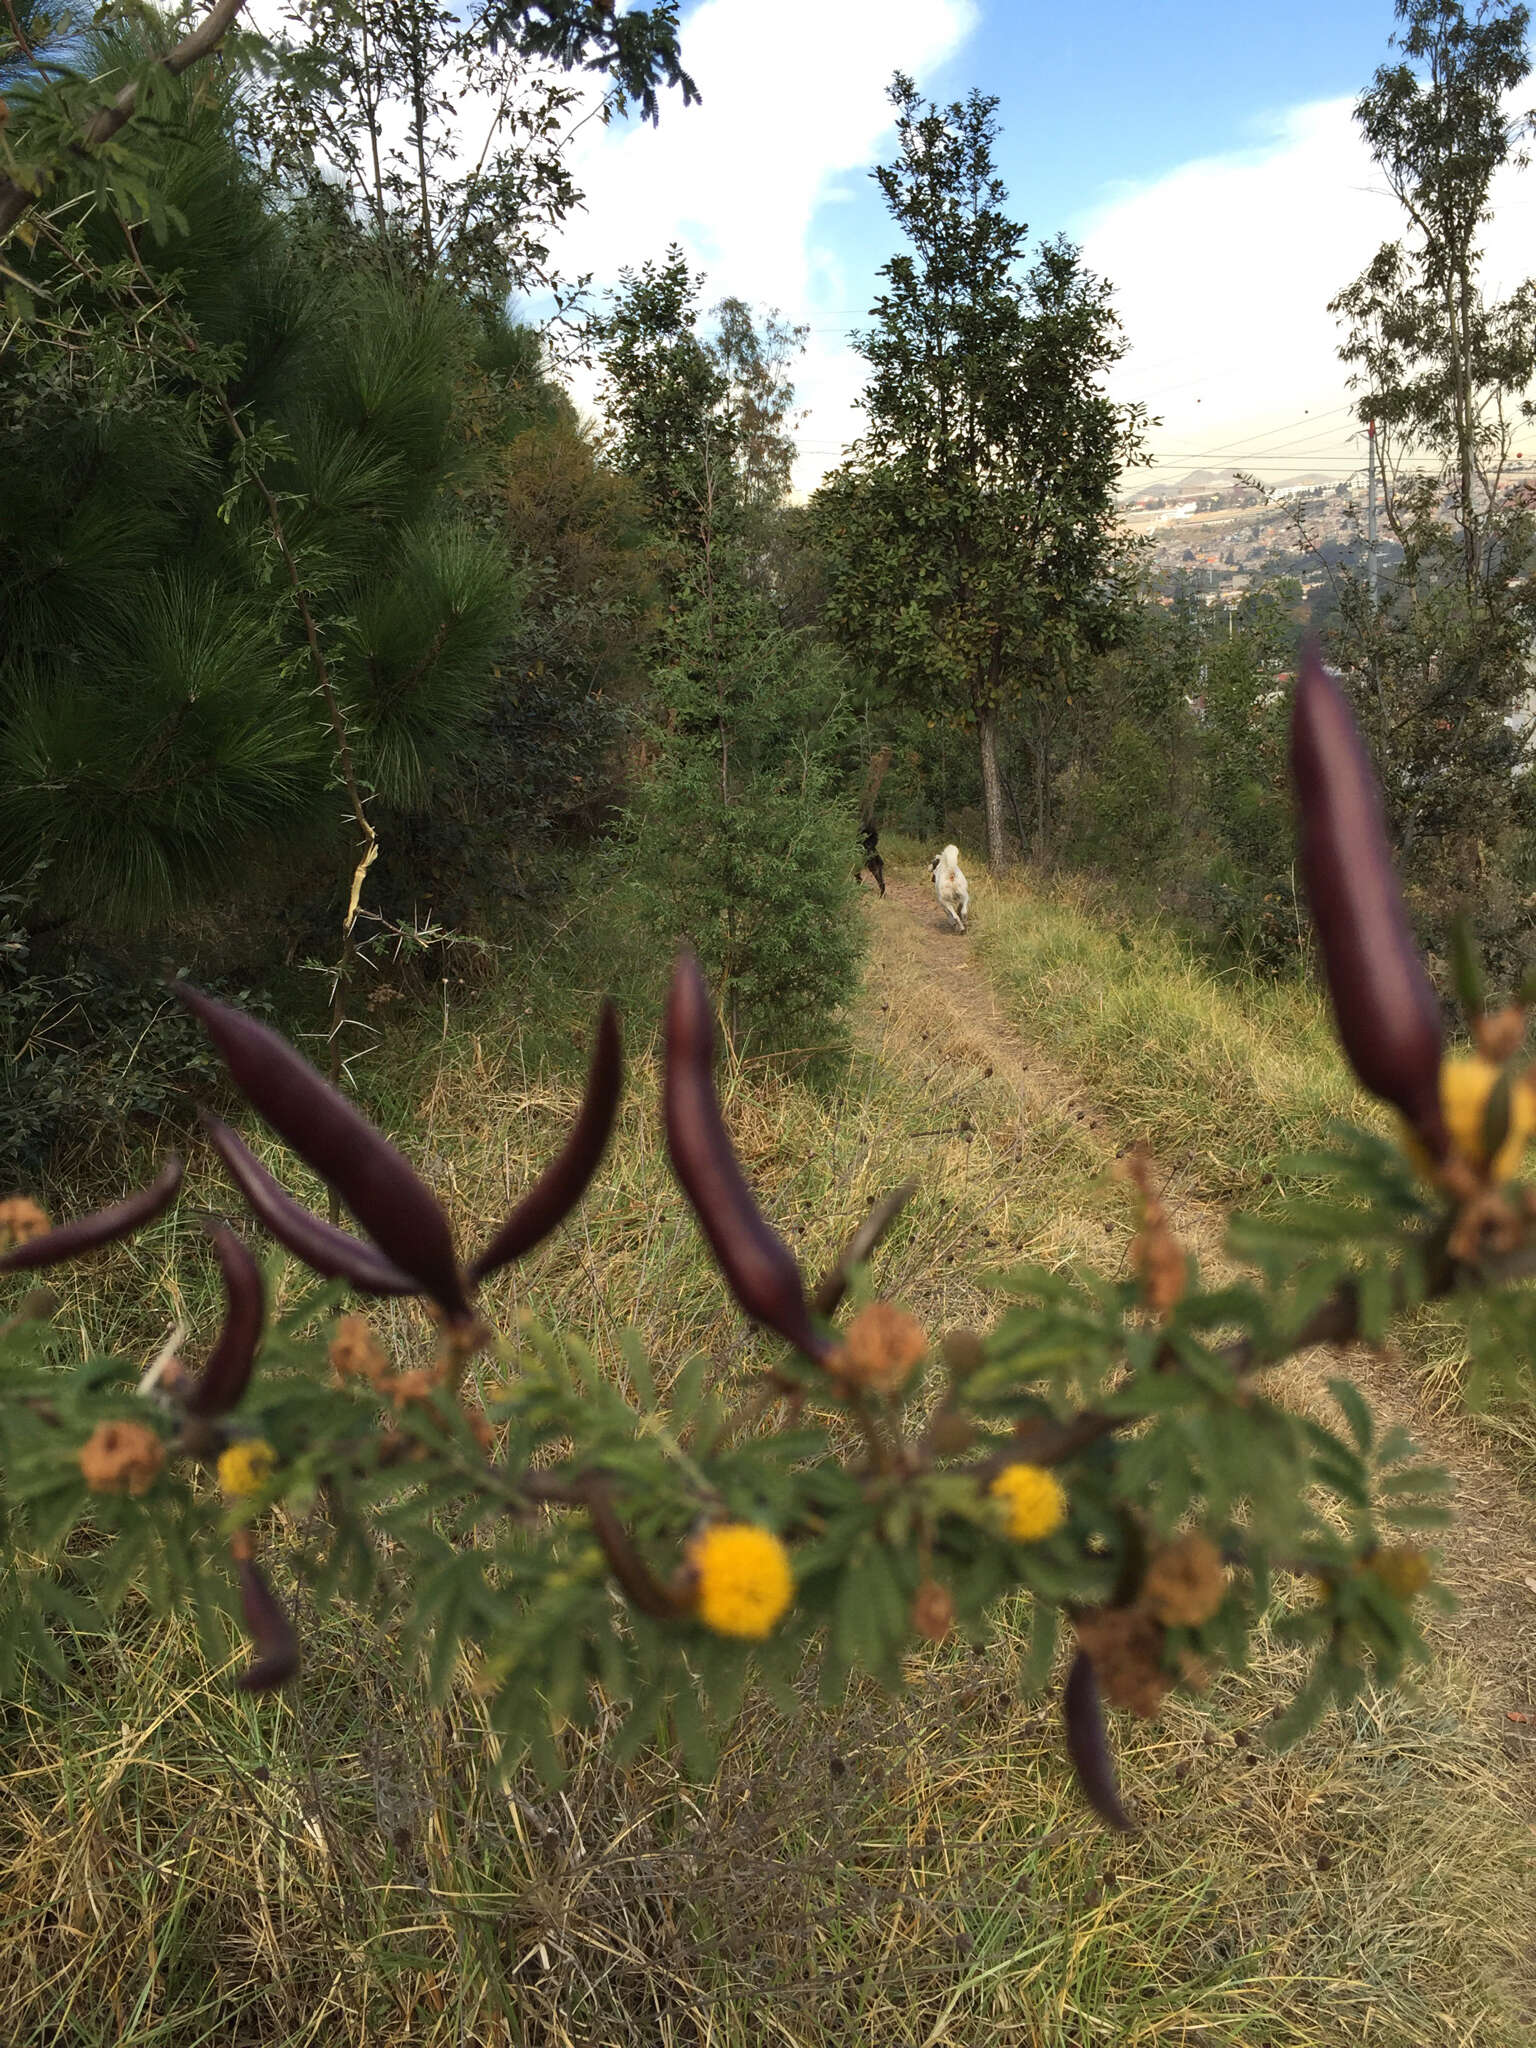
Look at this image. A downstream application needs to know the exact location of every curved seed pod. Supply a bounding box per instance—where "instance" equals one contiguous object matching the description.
[233,1555,301,1693]
[467,1000,623,1284]
[176,985,468,1316]
[184,1226,264,1420]
[0,1156,182,1275]
[662,952,829,1364]
[201,1113,419,1297]
[1063,1650,1136,1833]
[1291,646,1447,1155]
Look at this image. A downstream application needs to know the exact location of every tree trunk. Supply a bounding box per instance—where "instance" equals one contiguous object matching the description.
[977,708,1013,873]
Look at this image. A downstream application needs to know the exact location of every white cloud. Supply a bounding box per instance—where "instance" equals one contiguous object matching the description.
[547,0,979,491]
[1082,95,1536,490]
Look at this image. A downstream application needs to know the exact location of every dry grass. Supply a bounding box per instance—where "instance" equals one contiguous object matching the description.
[2,1594,1529,2045]
[3,884,1535,2044]
[971,865,1363,1208]
[974,863,1536,1445]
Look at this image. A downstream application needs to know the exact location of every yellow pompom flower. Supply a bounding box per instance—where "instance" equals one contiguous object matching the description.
[688,1522,794,1639]
[990,1461,1068,1542]
[218,1439,278,1498]
[1405,1054,1536,1182]
[1367,1545,1432,1600]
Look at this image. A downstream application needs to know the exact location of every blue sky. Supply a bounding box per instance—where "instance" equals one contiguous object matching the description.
[825,0,1398,264]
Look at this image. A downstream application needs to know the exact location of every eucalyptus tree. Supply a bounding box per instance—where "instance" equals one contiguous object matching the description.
[1327,0,1536,927]
[243,0,698,319]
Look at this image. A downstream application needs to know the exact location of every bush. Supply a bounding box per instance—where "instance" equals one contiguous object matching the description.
[0,880,259,1183]
[624,627,863,1056]
[627,742,862,1056]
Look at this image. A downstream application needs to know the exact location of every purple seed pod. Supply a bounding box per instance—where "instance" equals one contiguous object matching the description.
[1063,1650,1136,1833]
[0,1156,183,1275]
[184,1226,264,1420]
[1291,646,1447,1157]
[200,1113,419,1297]
[233,1555,300,1693]
[662,952,830,1364]
[176,985,469,1318]
[468,1001,622,1284]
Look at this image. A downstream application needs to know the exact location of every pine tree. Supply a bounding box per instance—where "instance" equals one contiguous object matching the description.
[597,249,862,1051]
[1,23,519,930]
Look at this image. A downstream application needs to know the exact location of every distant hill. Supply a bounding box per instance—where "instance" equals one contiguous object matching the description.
[1121,467,1344,508]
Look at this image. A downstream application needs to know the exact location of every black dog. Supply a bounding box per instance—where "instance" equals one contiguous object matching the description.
[856,824,886,897]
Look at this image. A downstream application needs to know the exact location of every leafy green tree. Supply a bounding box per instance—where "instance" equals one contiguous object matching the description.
[1,0,696,263]
[1327,0,1536,934]
[243,0,697,320]
[711,295,806,532]
[813,76,1146,869]
[0,0,246,251]
[597,244,734,543]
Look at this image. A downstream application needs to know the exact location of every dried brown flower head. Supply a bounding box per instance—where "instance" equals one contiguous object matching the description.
[1142,1534,1227,1628]
[928,1409,977,1457]
[940,1328,985,1378]
[328,1314,391,1385]
[1367,1545,1432,1600]
[911,1579,954,1643]
[832,1301,928,1395]
[387,1368,442,1410]
[1074,1606,1173,1718]
[1120,1147,1187,1320]
[78,1420,164,1496]
[0,1197,52,1250]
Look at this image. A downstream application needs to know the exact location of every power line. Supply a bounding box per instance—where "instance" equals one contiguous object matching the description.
[1137,401,1358,461]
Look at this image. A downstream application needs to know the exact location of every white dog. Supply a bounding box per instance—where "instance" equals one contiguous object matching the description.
[929,844,969,933]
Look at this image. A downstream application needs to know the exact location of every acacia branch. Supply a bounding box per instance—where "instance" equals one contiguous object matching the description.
[998,1228,1536,1474]
[0,0,247,243]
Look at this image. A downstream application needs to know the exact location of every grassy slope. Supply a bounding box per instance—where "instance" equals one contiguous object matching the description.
[2,883,1533,2046]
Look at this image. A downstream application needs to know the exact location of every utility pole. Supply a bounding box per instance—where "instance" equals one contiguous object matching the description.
[1366,417,1378,604]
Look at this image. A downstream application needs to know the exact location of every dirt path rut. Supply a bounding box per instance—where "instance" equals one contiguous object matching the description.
[860,867,1536,1751]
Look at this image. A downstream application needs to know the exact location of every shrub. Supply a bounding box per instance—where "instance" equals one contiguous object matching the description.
[4,656,1535,1838]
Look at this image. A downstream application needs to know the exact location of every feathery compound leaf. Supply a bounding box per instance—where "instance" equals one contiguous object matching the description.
[178,986,467,1315]
[468,1000,622,1283]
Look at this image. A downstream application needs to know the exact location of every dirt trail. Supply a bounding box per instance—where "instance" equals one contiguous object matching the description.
[861,867,1536,1747]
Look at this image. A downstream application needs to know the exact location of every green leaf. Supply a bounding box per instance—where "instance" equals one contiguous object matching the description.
[1265,1661,1334,1750]
[1017,1598,1058,1696]
[1327,1377,1374,1455]
[670,1679,718,1782]
[1448,914,1486,1020]
[617,1328,656,1411]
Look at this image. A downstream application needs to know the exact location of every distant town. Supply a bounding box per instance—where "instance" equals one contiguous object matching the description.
[1121,467,1392,612]
[1118,458,1536,617]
